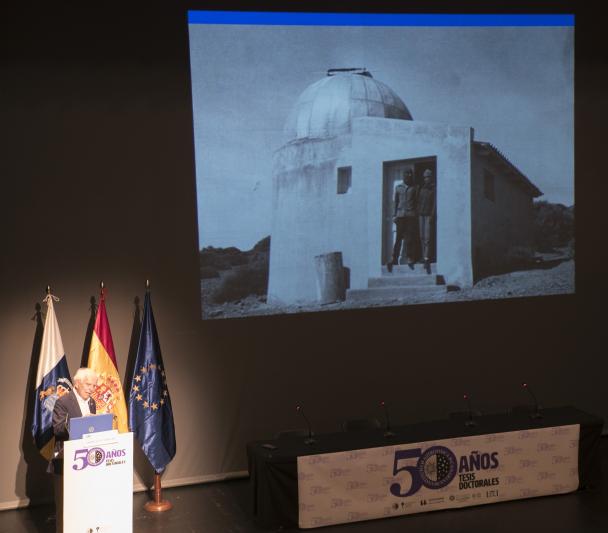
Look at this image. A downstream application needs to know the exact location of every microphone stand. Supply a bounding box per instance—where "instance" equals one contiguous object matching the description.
[464,394,477,427]
[296,406,317,445]
[380,401,395,438]
[522,383,543,419]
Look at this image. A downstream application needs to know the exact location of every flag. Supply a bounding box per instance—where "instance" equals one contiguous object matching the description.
[31,293,72,460]
[128,290,176,473]
[88,287,129,432]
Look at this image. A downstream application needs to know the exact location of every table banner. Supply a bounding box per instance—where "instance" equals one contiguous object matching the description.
[297,424,579,528]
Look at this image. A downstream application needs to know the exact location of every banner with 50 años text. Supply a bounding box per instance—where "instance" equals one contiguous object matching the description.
[297,424,579,528]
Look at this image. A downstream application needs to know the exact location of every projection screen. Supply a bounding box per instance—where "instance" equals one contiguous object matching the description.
[188,12,574,320]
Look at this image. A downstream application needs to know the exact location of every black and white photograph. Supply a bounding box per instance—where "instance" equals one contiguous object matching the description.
[190,14,574,320]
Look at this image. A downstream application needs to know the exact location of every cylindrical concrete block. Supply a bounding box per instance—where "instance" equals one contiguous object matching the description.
[314,252,346,303]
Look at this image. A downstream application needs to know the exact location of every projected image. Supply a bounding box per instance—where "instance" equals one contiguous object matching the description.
[188,13,574,319]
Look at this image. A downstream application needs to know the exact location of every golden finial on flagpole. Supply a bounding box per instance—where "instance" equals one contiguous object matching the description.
[146,279,150,292]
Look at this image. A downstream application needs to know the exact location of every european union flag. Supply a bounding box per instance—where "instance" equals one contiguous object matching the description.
[128,291,176,473]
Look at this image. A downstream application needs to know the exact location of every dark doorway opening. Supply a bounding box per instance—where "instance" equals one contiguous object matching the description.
[382,157,437,266]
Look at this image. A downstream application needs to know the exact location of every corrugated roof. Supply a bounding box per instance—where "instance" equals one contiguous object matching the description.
[474,141,542,197]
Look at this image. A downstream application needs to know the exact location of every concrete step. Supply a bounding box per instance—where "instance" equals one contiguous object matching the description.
[368,275,442,288]
[382,263,437,275]
[346,285,446,303]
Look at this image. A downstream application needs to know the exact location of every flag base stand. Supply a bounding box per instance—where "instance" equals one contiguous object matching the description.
[145,473,172,512]
[144,500,172,512]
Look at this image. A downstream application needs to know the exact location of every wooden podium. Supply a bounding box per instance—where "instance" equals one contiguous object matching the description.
[64,430,133,532]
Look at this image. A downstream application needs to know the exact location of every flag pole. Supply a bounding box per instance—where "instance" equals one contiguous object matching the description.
[144,472,172,512]
[142,280,172,513]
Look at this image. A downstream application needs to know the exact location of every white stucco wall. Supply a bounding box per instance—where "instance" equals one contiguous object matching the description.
[268,118,475,305]
[268,135,362,304]
[351,117,474,288]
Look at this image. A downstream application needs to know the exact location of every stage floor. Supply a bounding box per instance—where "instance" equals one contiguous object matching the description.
[3,436,606,533]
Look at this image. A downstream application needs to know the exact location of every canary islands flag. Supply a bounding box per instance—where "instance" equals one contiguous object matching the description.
[128,291,176,473]
[88,288,129,432]
[32,293,72,460]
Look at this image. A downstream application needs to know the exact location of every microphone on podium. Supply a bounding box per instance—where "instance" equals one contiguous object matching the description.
[463,394,477,427]
[521,383,542,419]
[296,405,317,445]
[380,401,395,438]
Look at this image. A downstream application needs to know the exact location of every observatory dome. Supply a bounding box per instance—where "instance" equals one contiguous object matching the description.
[283,68,412,141]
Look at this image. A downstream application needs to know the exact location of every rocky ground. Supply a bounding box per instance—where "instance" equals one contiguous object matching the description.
[201,254,574,320]
[445,258,574,304]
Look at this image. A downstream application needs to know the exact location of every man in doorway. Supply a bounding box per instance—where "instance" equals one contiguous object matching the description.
[50,367,98,532]
[388,169,418,273]
[418,168,436,274]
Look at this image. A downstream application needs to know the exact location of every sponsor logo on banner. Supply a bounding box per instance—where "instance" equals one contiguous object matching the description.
[297,424,580,529]
[330,468,350,478]
[330,498,351,508]
[485,434,506,444]
[346,480,368,490]
[346,451,367,461]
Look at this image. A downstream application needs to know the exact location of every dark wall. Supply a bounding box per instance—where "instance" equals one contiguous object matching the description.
[1,1,606,509]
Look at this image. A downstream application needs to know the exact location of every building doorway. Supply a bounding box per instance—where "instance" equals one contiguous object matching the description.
[382,157,437,266]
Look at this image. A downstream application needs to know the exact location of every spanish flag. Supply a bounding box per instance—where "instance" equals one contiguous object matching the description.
[88,287,129,433]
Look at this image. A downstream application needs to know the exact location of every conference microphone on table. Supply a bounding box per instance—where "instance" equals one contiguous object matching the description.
[380,401,395,438]
[522,382,543,419]
[296,405,317,445]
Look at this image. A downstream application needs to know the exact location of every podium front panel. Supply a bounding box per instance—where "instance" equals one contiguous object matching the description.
[64,430,133,533]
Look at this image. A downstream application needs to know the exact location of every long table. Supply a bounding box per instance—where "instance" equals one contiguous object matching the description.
[247,407,603,529]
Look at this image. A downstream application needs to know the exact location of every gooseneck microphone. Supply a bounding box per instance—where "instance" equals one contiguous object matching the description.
[296,405,317,445]
[522,383,542,419]
[464,394,477,427]
[380,401,395,438]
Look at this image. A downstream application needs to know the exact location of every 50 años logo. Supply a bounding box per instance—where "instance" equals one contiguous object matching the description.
[390,446,458,497]
[72,447,126,470]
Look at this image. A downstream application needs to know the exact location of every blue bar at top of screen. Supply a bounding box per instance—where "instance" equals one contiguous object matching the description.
[187,11,574,27]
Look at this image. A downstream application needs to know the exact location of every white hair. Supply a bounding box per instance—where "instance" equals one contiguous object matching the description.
[73,367,98,383]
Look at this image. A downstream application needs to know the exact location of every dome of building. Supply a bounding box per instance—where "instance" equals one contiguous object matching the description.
[283,69,412,142]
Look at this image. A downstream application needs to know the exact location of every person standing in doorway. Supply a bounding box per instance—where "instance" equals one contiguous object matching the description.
[418,168,436,274]
[388,169,418,273]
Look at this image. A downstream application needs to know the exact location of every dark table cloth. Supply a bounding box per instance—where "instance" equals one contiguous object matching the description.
[247,406,603,529]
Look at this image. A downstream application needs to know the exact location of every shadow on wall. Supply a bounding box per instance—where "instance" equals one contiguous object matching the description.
[123,296,141,401]
[122,295,156,491]
[80,296,97,368]
[17,302,54,523]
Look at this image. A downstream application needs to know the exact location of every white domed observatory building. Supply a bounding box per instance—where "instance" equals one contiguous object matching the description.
[267,68,542,306]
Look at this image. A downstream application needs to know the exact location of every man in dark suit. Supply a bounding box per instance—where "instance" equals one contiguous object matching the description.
[388,169,418,272]
[51,367,98,532]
